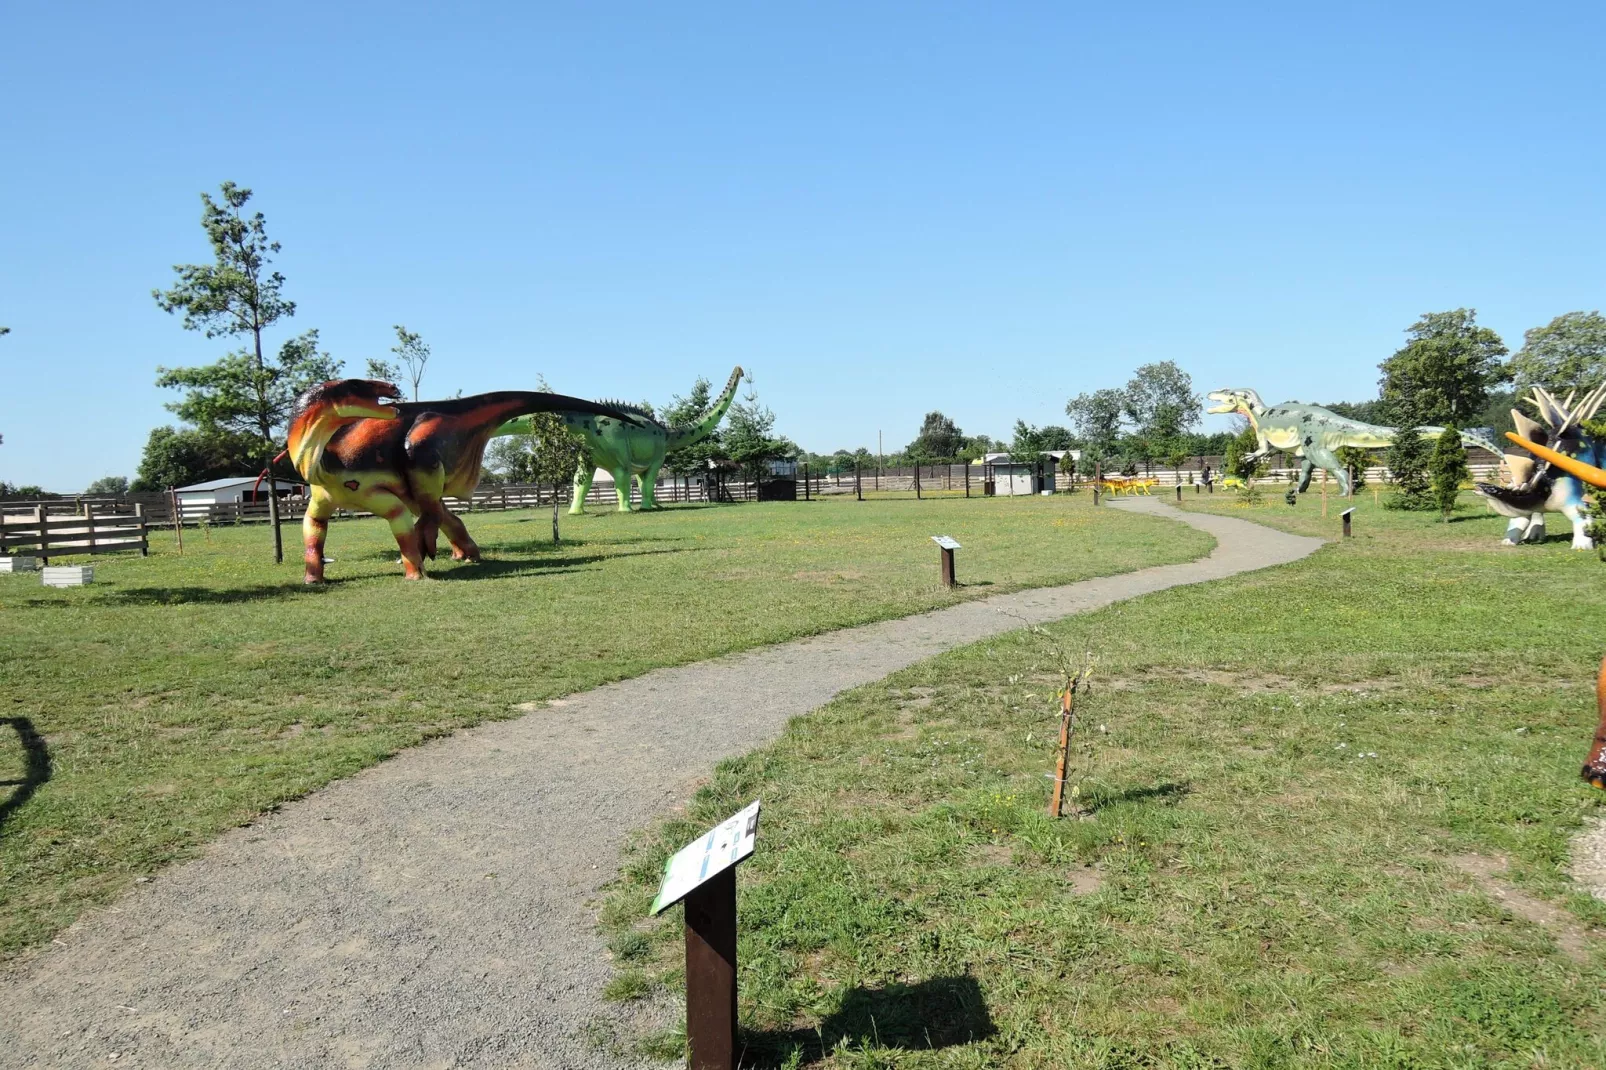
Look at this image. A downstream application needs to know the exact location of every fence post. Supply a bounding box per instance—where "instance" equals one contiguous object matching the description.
[965,463,970,498]
[134,502,148,556]
[915,465,922,500]
[1093,463,1101,506]
[85,503,97,554]
[856,459,862,501]
[803,463,811,502]
[36,505,49,564]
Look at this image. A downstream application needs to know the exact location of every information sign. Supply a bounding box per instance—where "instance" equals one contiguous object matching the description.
[651,800,761,914]
[931,535,961,550]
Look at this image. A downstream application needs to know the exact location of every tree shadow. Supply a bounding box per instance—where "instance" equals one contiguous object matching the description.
[0,718,51,834]
[80,581,344,607]
[739,975,995,1067]
[1084,780,1191,813]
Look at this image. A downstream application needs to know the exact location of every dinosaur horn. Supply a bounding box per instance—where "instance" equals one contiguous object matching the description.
[1578,382,1606,425]
[1506,431,1606,488]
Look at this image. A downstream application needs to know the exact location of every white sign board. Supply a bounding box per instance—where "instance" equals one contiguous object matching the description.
[1340,508,1355,518]
[651,800,761,914]
[931,535,961,551]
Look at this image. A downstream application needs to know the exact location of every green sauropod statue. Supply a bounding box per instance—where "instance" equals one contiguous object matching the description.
[498,366,745,513]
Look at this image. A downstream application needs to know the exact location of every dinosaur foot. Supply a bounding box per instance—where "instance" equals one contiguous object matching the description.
[451,549,481,562]
[1583,759,1606,790]
[1284,489,1298,506]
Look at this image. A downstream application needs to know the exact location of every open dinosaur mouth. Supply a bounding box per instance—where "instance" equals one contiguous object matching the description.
[1206,391,1241,415]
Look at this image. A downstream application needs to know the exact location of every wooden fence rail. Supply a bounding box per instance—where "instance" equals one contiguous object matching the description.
[0,505,149,562]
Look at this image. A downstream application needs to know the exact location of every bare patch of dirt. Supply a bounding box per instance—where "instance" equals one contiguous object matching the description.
[1451,854,1599,963]
[970,843,1013,867]
[1067,866,1104,895]
[1568,817,1606,906]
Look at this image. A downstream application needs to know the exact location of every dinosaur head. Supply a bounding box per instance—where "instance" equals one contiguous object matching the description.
[1207,389,1265,418]
[315,379,404,421]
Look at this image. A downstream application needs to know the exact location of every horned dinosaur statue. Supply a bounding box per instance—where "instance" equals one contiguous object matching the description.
[496,366,745,513]
[1206,388,1502,503]
[1503,426,1606,788]
[286,379,642,582]
[1473,385,1606,549]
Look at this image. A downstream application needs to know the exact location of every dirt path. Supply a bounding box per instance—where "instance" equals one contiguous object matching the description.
[0,499,1320,1070]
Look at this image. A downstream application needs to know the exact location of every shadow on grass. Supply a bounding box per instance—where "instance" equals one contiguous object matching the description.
[431,545,706,580]
[0,717,51,834]
[42,581,345,607]
[1085,779,1191,812]
[739,975,995,1067]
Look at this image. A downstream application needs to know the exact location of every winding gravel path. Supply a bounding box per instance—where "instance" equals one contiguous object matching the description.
[0,499,1320,1069]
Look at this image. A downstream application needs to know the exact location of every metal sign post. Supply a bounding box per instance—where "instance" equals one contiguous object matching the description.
[1341,507,1354,538]
[652,801,761,1070]
[931,535,960,588]
[1093,463,1101,506]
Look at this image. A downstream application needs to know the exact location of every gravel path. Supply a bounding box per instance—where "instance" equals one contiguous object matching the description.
[0,499,1320,1069]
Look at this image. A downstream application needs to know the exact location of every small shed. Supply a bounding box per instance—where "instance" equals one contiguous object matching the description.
[987,454,1058,496]
[173,476,306,515]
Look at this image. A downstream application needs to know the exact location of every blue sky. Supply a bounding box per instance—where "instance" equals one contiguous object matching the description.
[2,2,1602,490]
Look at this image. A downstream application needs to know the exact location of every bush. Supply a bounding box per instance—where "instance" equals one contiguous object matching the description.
[1429,426,1469,520]
[1385,428,1433,510]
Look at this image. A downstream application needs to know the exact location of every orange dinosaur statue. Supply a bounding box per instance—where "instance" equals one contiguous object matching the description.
[287,379,641,583]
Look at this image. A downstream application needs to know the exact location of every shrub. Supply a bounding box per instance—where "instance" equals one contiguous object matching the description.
[1429,426,1469,520]
[1385,428,1433,510]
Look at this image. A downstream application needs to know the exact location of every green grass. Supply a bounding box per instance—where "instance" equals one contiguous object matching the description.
[603,491,1606,1068]
[0,492,1206,960]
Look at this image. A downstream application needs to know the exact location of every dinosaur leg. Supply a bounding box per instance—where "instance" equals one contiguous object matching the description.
[436,504,481,561]
[611,466,634,512]
[1502,516,1531,545]
[1584,654,1606,789]
[638,461,663,510]
[569,463,594,516]
[369,490,426,579]
[1525,513,1547,543]
[1563,501,1593,550]
[301,487,336,584]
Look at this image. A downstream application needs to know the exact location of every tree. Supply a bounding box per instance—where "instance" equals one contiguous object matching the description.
[83,476,129,496]
[723,380,789,488]
[391,325,430,400]
[1378,309,1509,428]
[1224,422,1267,490]
[155,329,340,438]
[525,376,587,540]
[1334,445,1375,492]
[662,375,722,479]
[1385,427,1432,510]
[130,424,279,491]
[1324,398,1391,424]
[1124,361,1201,445]
[1428,426,1469,520]
[153,182,314,562]
[1509,311,1606,397]
[365,356,401,383]
[1065,388,1125,454]
[906,411,964,462]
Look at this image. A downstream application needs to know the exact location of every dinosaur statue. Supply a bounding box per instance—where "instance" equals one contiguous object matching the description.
[1474,385,1606,549]
[1502,428,1606,788]
[287,379,642,582]
[497,366,745,514]
[1206,388,1502,502]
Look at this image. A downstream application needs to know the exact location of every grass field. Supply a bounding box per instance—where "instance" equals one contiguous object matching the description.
[0,493,1208,961]
[602,491,1606,1068]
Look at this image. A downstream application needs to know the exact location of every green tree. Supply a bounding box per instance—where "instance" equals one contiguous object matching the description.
[1378,309,1509,427]
[365,356,401,383]
[1065,388,1125,455]
[661,375,722,484]
[1334,446,1375,492]
[1123,361,1200,444]
[1223,423,1267,489]
[130,425,278,491]
[1428,426,1469,520]
[391,325,431,400]
[153,181,319,562]
[724,380,789,489]
[83,476,129,496]
[1323,398,1390,424]
[906,411,964,462]
[1509,311,1606,396]
[1384,427,1433,510]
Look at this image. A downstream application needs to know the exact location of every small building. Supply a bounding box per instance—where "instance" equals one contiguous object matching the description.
[173,476,306,516]
[987,455,1058,496]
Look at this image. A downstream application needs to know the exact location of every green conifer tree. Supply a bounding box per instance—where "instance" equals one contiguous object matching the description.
[1428,425,1469,520]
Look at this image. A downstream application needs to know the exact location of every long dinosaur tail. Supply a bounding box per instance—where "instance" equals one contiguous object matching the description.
[667,366,745,451]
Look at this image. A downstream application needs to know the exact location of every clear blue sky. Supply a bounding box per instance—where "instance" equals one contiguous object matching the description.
[2,2,1602,490]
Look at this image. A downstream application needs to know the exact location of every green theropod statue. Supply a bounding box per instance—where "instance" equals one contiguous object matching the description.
[1206,388,1501,500]
[499,366,745,513]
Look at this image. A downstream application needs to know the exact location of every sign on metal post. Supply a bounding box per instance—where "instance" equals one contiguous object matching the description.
[931,535,960,588]
[652,800,761,1070]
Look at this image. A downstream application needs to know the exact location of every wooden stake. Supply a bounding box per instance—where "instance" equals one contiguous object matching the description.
[1048,675,1085,818]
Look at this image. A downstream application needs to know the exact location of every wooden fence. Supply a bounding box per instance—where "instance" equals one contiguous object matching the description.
[0,505,149,562]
